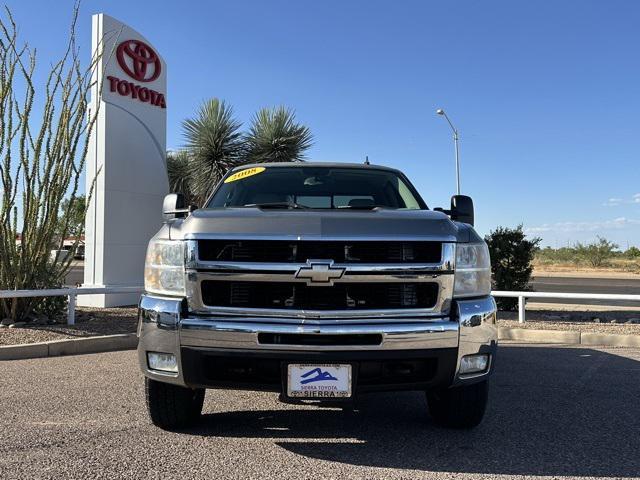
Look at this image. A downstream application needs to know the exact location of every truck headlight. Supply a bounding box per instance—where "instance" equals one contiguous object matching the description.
[144,239,186,296]
[454,242,491,298]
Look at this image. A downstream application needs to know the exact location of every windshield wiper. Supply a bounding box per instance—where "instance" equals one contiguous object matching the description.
[244,202,310,210]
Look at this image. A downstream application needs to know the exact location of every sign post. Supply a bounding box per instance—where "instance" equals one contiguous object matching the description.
[79,14,168,307]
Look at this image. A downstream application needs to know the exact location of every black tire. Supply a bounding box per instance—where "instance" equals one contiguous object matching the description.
[426,380,488,429]
[145,377,205,430]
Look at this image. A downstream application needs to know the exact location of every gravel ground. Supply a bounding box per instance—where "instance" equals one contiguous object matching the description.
[1,345,640,479]
[497,318,640,334]
[497,309,640,335]
[0,307,137,346]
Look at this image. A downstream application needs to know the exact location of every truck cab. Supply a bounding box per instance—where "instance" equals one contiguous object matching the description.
[138,163,497,429]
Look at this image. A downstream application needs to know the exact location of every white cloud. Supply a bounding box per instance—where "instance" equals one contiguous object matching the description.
[603,193,640,206]
[525,217,640,234]
[603,198,623,207]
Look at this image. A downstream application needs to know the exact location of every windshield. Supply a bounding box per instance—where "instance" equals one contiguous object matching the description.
[206,166,426,210]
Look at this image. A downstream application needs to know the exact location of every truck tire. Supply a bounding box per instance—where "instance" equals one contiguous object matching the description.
[426,380,488,429]
[145,378,205,430]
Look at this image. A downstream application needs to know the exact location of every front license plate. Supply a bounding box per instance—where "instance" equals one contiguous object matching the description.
[287,364,352,398]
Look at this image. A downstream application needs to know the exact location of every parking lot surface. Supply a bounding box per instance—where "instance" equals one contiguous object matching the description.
[1,344,639,479]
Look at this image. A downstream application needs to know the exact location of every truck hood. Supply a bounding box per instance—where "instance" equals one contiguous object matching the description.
[167,208,479,243]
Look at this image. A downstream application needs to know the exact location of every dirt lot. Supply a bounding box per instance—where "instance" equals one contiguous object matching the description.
[533,260,640,277]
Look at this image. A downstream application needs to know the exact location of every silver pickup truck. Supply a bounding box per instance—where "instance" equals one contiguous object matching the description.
[138,163,497,430]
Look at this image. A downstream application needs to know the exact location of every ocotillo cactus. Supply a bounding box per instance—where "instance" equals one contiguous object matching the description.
[0,5,103,322]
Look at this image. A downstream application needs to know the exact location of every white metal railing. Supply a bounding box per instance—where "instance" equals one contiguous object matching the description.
[492,291,640,323]
[0,286,143,325]
[1,287,639,326]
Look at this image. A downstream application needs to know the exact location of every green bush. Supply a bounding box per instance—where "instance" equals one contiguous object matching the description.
[574,237,618,268]
[535,237,624,267]
[535,246,579,264]
[625,246,640,259]
[485,225,540,310]
[32,291,68,322]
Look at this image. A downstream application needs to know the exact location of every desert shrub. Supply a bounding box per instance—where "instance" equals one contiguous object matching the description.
[32,292,68,322]
[485,225,541,310]
[535,239,625,268]
[625,246,640,259]
[574,237,619,268]
[535,246,580,264]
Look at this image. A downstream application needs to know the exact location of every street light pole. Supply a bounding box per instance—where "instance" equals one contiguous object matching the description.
[436,108,461,195]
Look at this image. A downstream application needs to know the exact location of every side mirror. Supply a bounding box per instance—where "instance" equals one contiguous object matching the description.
[450,195,474,226]
[163,193,191,220]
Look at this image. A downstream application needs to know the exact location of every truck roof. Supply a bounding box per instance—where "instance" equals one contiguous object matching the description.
[229,162,402,174]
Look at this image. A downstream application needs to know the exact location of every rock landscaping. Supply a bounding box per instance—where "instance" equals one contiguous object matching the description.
[497,309,640,335]
[0,307,137,346]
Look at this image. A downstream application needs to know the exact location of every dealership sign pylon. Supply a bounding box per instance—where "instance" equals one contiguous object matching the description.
[79,14,168,307]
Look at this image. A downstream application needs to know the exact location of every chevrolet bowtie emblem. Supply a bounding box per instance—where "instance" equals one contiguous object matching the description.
[295,260,345,286]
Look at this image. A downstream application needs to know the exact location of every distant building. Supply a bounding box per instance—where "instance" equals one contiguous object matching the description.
[14,235,85,259]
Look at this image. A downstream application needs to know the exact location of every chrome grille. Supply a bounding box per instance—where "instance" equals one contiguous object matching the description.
[185,239,455,320]
[197,240,442,264]
[201,281,439,310]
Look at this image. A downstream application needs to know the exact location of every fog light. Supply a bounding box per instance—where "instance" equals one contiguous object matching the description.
[460,354,489,375]
[147,352,178,373]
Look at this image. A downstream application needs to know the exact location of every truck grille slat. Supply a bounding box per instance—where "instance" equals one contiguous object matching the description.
[198,240,442,264]
[201,281,438,310]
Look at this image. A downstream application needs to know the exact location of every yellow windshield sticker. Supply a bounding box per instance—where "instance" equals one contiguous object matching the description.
[224,167,266,183]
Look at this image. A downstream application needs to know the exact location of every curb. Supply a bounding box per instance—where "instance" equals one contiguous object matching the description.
[0,333,137,361]
[499,327,580,344]
[580,331,640,348]
[498,327,640,347]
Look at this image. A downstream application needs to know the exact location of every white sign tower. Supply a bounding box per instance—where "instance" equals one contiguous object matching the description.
[80,14,168,307]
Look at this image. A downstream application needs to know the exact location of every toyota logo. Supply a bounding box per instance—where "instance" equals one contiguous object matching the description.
[116,39,161,82]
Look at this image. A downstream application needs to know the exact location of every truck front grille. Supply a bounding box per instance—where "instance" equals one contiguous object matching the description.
[198,240,442,264]
[200,281,439,310]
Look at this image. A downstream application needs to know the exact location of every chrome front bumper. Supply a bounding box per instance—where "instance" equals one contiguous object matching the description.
[137,294,497,388]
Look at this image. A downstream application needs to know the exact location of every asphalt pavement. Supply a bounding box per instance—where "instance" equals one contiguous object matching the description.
[1,344,639,479]
[64,266,83,286]
[530,275,640,307]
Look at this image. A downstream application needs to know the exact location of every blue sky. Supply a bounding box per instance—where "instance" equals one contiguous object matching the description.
[7,0,640,248]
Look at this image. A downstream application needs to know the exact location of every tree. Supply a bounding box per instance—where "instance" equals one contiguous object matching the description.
[167,102,314,205]
[0,5,101,322]
[244,106,313,163]
[166,150,195,206]
[57,195,86,240]
[182,99,244,205]
[574,237,619,268]
[485,225,541,310]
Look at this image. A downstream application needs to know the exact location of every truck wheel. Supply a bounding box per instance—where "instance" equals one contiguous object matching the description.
[426,380,488,429]
[145,377,205,430]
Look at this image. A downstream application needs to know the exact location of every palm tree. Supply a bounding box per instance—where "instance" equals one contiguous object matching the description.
[182,98,244,204]
[244,106,313,163]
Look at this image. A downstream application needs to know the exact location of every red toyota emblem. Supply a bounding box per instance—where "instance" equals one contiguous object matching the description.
[116,39,161,82]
